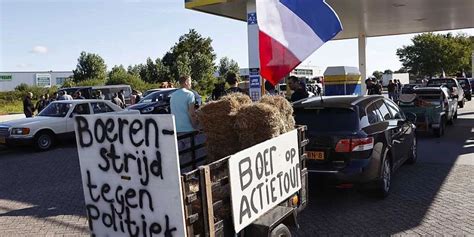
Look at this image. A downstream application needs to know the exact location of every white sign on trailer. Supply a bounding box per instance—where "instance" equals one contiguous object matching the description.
[74,114,187,237]
[228,130,301,233]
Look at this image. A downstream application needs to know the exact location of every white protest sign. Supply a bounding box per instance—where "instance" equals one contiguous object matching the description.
[228,130,300,233]
[74,114,187,237]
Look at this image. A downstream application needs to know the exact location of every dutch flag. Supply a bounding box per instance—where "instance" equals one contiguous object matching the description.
[257,0,343,85]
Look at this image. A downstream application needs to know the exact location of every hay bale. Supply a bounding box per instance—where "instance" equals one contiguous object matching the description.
[197,98,242,161]
[235,103,285,150]
[221,92,252,105]
[259,95,295,133]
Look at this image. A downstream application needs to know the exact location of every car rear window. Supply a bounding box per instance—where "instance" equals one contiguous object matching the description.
[294,107,358,133]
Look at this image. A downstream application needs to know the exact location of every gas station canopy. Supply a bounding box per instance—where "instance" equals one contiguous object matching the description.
[185,0,474,39]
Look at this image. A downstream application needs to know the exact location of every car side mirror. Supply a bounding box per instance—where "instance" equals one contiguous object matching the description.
[405,112,417,123]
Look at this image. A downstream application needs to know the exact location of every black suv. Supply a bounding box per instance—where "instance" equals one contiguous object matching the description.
[127,88,202,114]
[293,96,417,197]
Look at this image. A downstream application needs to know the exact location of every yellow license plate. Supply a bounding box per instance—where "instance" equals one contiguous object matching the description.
[0,137,5,144]
[307,151,324,160]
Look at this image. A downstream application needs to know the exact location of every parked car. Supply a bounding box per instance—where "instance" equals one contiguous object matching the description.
[0,100,129,151]
[127,88,202,114]
[293,95,417,197]
[398,86,457,137]
[456,78,472,101]
[426,78,465,108]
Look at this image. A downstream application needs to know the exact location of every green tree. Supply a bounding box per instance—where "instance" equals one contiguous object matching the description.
[372,71,383,79]
[107,65,146,90]
[218,57,240,80]
[396,33,473,78]
[394,67,408,73]
[163,29,217,95]
[72,51,107,83]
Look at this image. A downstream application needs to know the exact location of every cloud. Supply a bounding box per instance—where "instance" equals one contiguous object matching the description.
[30,46,48,54]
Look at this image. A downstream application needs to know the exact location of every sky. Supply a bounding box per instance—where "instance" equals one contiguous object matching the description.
[1,0,473,75]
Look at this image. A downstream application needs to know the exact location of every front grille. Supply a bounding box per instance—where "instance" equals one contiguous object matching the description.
[0,127,10,137]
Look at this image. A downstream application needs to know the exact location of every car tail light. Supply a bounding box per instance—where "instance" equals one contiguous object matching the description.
[335,137,374,152]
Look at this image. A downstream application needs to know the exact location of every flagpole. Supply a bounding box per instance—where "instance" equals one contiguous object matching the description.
[247,0,263,101]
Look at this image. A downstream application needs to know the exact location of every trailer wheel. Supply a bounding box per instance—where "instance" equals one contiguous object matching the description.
[270,224,291,237]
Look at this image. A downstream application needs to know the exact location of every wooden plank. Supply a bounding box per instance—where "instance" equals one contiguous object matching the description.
[200,166,216,237]
[181,176,195,236]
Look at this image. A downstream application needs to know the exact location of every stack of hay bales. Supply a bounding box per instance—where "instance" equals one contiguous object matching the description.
[197,93,251,162]
[198,93,294,160]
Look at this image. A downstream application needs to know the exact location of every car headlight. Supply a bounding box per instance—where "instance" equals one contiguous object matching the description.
[11,128,30,135]
[141,107,154,113]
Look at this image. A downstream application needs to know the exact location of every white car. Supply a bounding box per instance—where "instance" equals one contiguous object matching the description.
[0,99,128,151]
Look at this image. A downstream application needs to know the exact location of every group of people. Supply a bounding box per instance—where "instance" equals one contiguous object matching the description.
[22,90,84,118]
[366,79,383,95]
[387,79,403,102]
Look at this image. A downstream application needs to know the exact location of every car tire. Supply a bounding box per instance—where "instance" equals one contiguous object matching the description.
[270,224,291,237]
[375,156,391,198]
[434,118,445,138]
[406,136,417,165]
[34,131,55,151]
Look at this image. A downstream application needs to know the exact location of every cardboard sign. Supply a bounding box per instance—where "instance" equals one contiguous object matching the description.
[228,130,301,232]
[74,114,187,237]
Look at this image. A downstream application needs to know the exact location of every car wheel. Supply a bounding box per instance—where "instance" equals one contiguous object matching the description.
[35,132,54,151]
[406,136,417,164]
[375,157,391,198]
[270,224,291,237]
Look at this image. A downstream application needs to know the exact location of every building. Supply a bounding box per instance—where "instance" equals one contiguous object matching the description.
[0,71,73,91]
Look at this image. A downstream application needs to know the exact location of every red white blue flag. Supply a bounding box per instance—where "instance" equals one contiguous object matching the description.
[257,0,342,85]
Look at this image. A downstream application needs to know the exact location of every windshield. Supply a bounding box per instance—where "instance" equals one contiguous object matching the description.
[139,90,175,103]
[38,103,72,117]
[426,79,456,89]
[294,107,358,133]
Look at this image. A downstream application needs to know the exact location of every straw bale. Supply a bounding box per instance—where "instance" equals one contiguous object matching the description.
[259,95,295,132]
[235,103,285,150]
[221,92,252,105]
[197,98,241,161]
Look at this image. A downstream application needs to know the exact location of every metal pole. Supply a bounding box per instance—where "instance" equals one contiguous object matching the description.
[358,33,367,95]
[247,0,262,101]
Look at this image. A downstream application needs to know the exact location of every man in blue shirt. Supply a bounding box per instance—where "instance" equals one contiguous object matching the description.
[170,75,197,133]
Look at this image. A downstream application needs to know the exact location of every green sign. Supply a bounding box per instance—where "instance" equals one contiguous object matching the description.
[0,75,12,81]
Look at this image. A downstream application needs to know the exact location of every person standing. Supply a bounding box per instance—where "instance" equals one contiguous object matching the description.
[211,83,225,100]
[374,80,383,95]
[118,90,126,105]
[74,91,85,99]
[23,92,35,118]
[387,80,396,100]
[35,95,47,113]
[288,76,309,102]
[111,93,124,108]
[170,75,197,133]
[225,72,243,94]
